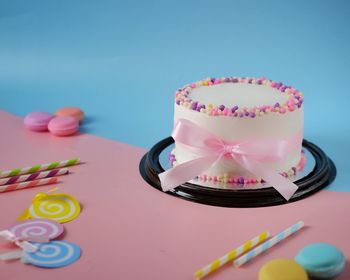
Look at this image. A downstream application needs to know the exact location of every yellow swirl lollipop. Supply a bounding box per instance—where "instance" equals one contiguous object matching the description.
[27,193,81,223]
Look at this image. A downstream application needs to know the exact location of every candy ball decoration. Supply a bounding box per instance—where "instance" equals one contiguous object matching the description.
[28,193,81,223]
[9,218,64,242]
[23,241,81,268]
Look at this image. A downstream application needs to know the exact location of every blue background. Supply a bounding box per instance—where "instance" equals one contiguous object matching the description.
[1,0,349,191]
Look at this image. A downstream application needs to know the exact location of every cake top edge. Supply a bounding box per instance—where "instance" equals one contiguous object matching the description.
[174,77,304,118]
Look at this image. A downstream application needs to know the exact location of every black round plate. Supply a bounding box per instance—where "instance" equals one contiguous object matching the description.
[139,137,336,208]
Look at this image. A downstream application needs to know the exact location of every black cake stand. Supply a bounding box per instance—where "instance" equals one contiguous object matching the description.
[139,137,336,208]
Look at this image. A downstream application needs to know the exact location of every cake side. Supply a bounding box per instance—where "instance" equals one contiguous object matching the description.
[170,149,306,185]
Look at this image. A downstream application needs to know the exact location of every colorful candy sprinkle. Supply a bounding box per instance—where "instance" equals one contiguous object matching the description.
[169,150,305,186]
[174,77,304,118]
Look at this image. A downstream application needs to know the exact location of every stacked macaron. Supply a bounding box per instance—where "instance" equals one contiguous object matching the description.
[24,107,84,136]
[258,243,345,280]
[295,243,345,279]
[259,259,308,280]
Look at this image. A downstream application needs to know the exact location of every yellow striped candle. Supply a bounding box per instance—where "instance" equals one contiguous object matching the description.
[194,231,269,279]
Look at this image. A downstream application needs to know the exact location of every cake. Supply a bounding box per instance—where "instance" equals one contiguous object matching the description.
[160,76,304,199]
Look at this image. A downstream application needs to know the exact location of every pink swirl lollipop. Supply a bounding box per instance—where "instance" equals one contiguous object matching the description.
[9,218,64,242]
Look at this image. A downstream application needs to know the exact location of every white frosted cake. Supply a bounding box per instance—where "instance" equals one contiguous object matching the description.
[168,77,305,187]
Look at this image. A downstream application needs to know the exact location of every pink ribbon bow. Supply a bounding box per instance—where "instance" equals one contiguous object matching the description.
[159,119,303,200]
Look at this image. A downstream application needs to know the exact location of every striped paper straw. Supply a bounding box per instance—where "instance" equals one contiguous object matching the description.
[194,231,270,279]
[0,177,58,193]
[0,158,79,179]
[0,168,69,186]
[233,221,305,267]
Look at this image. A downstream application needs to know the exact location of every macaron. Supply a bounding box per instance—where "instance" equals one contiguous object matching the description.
[48,116,79,136]
[24,112,54,132]
[55,107,84,122]
[295,243,345,279]
[259,259,308,280]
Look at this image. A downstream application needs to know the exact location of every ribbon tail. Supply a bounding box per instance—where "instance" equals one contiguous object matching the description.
[0,230,38,253]
[17,209,31,222]
[0,250,23,261]
[16,241,38,253]
[0,230,13,239]
[235,155,298,201]
[159,155,218,191]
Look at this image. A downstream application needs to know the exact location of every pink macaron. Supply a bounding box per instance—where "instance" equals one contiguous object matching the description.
[24,112,54,132]
[48,116,79,136]
[55,107,84,122]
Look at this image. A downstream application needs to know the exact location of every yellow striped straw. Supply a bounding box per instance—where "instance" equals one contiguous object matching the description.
[194,231,270,279]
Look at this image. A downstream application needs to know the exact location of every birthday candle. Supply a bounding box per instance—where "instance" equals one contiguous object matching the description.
[0,158,80,178]
[233,221,305,267]
[0,168,68,186]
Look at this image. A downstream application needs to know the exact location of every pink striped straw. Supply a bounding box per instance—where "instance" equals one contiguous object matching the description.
[0,168,68,186]
[0,177,58,193]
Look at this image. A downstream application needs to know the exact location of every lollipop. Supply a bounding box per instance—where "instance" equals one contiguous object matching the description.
[9,219,64,242]
[22,241,81,268]
[26,193,81,223]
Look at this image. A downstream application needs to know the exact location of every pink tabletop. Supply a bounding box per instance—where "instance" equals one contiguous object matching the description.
[0,110,349,279]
